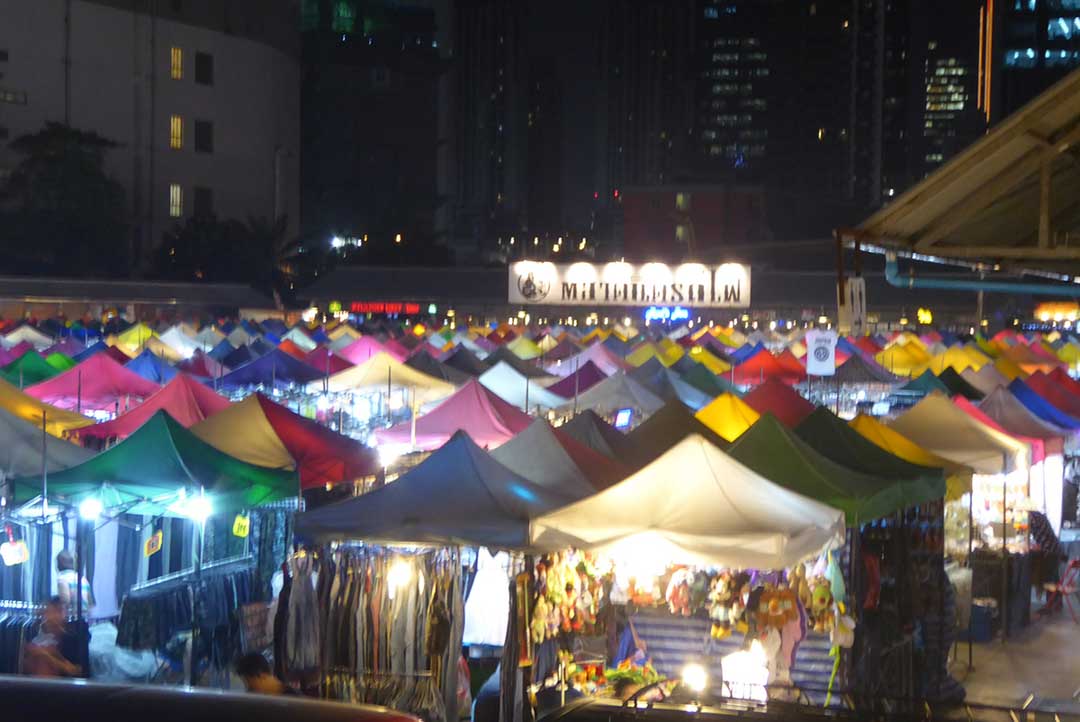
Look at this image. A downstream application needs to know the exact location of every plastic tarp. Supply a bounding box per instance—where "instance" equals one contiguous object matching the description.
[219,349,325,390]
[479,362,563,411]
[12,410,297,512]
[628,358,712,410]
[559,410,637,461]
[26,353,162,412]
[191,394,378,489]
[374,378,532,451]
[545,342,631,377]
[729,414,914,524]
[888,392,1028,475]
[695,392,761,442]
[546,360,608,398]
[125,349,179,384]
[794,407,946,502]
[491,419,629,494]
[1,352,62,387]
[530,434,844,569]
[294,431,581,548]
[320,351,456,404]
[0,404,93,478]
[625,400,731,469]
[75,374,231,441]
[404,350,472,386]
[1008,378,1080,429]
[742,379,815,427]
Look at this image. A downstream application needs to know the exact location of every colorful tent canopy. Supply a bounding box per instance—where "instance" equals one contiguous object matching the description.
[443,346,491,376]
[322,351,456,404]
[282,327,318,352]
[546,360,608,398]
[733,348,807,385]
[1024,372,1080,419]
[404,350,472,386]
[625,400,730,469]
[0,376,92,436]
[375,378,533,451]
[546,342,631,377]
[295,431,579,548]
[1008,378,1080,429]
[45,338,86,358]
[936,367,984,400]
[276,339,310,361]
[530,434,844,569]
[628,358,711,410]
[559,371,664,419]
[729,414,914,524]
[26,353,162,412]
[1,352,62,388]
[832,353,899,385]
[961,364,1010,396]
[208,339,236,364]
[75,374,231,441]
[898,370,951,397]
[479,362,563,411]
[795,407,946,501]
[338,336,401,364]
[176,350,227,380]
[304,348,355,378]
[12,410,296,511]
[3,325,54,350]
[492,419,629,495]
[44,353,77,373]
[685,346,733,375]
[677,362,738,397]
[159,327,203,358]
[190,393,378,489]
[888,392,1028,474]
[0,404,93,478]
[848,414,972,501]
[695,392,761,442]
[219,349,325,390]
[483,346,552,379]
[125,349,180,384]
[542,338,582,362]
[742,379,816,427]
[223,344,257,369]
[507,335,543,360]
[73,342,130,365]
[952,395,1054,462]
[559,410,637,461]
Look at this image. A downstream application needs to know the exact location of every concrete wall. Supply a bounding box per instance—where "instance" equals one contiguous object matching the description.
[0,0,300,266]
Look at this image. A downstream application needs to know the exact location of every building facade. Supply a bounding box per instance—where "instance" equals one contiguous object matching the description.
[0,0,301,267]
[993,0,1080,121]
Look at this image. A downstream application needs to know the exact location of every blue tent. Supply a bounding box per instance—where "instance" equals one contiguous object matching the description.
[73,340,109,362]
[261,319,289,337]
[729,342,765,364]
[218,348,324,390]
[125,349,178,384]
[208,339,235,363]
[310,328,330,344]
[601,335,631,356]
[1008,378,1080,429]
[249,338,276,356]
[222,344,256,369]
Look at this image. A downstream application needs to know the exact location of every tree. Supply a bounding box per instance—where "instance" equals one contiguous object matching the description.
[0,123,127,276]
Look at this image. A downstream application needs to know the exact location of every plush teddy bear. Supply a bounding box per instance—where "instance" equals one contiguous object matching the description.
[531,596,551,644]
[789,563,812,610]
[708,572,736,638]
[810,578,834,633]
[665,568,694,616]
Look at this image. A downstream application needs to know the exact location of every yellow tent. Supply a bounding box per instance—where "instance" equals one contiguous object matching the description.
[788,340,808,359]
[581,328,610,345]
[537,335,559,353]
[141,336,186,363]
[695,393,760,442]
[876,343,931,377]
[992,356,1028,381]
[625,342,683,368]
[973,335,999,357]
[328,324,361,341]
[917,345,987,375]
[687,346,732,374]
[0,377,92,436]
[116,323,157,349]
[849,414,972,501]
[1056,342,1080,365]
[507,335,543,360]
[962,345,992,368]
[318,351,456,403]
[888,331,927,351]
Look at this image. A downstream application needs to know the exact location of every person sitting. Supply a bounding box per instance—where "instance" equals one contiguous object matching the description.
[24,597,80,678]
[235,652,297,695]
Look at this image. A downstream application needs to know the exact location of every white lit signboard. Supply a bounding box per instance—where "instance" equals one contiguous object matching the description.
[508,261,751,308]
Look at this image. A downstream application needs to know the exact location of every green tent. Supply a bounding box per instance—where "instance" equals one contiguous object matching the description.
[44,352,78,373]
[625,400,729,469]
[727,413,910,524]
[679,363,740,398]
[1,352,62,388]
[899,370,950,396]
[12,410,297,514]
[794,407,945,507]
[936,367,984,401]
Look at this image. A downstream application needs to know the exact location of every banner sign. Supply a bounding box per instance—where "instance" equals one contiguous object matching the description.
[805,329,838,376]
[837,277,866,336]
[508,261,750,308]
[144,530,163,558]
[232,514,250,538]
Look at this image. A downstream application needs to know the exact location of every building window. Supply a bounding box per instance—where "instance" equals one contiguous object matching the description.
[169,184,183,218]
[675,192,691,211]
[170,47,183,79]
[194,120,213,153]
[0,88,27,105]
[169,115,183,149]
[332,1,357,33]
[195,52,214,85]
[193,186,213,218]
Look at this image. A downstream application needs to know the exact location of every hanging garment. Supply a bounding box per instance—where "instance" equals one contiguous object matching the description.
[463,549,510,646]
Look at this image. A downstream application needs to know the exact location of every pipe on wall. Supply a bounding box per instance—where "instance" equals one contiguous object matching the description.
[884,254,1080,298]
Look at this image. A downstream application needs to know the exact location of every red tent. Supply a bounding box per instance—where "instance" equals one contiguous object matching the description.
[775,349,807,374]
[1047,367,1080,399]
[546,360,608,398]
[277,339,309,361]
[374,378,532,451]
[383,338,412,361]
[176,349,227,379]
[25,353,162,412]
[303,348,354,376]
[733,348,806,385]
[742,378,816,427]
[851,336,883,356]
[1025,372,1080,419]
[339,336,404,364]
[74,373,231,441]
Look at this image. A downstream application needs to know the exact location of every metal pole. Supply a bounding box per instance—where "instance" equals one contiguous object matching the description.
[1001,471,1008,642]
[41,411,47,522]
[76,369,82,415]
[572,357,580,416]
[75,520,83,622]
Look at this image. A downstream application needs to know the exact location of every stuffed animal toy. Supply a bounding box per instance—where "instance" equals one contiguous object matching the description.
[531,596,551,644]
[708,572,736,638]
[757,587,798,630]
[788,564,811,609]
[665,567,694,616]
[810,578,834,633]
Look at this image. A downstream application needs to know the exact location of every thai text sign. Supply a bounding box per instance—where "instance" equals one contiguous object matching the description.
[508,261,750,308]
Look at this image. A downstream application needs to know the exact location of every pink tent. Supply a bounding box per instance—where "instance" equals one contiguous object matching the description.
[5,341,34,362]
[383,338,412,361]
[303,347,354,376]
[177,349,228,379]
[546,360,608,398]
[546,342,630,377]
[74,373,231,441]
[952,395,1050,462]
[25,353,162,412]
[339,336,403,364]
[374,378,532,451]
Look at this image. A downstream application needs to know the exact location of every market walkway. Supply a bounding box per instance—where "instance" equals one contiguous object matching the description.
[949,613,1080,718]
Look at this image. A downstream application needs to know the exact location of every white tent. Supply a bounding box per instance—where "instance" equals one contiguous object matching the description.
[560,371,664,418]
[479,361,563,411]
[3,326,53,351]
[226,326,254,347]
[192,326,226,349]
[530,434,845,569]
[491,419,623,497]
[282,327,318,352]
[159,327,202,359]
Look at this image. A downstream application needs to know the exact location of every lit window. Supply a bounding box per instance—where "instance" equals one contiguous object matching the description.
[676,192,691,211]
[169,184,183,218]
[169,115,183,149]
[170,47,183,79]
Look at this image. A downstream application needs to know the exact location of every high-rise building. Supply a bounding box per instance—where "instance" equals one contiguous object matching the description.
[993,0,1080,122]
[0,0,301,266]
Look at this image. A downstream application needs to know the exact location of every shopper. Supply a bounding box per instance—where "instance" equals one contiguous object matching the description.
[23,597,80,677]
[235,652,297,695]
[55,550,93,616]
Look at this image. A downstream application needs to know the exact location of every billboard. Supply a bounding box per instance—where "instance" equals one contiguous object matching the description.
[507,261,750,308]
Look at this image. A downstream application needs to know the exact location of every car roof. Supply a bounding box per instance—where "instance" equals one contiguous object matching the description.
[0,676,423,722]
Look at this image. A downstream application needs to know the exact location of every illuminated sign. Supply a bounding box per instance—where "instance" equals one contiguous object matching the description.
[644,305,691,323]
[613,408,633,429]
[350,302,422,315]
[916,307,933,325]
[508,261,750,308]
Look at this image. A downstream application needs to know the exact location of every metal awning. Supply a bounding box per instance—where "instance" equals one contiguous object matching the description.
[853,65,1080,274]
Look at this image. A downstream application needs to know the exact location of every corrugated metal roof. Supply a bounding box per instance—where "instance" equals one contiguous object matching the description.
[0,276,274,308]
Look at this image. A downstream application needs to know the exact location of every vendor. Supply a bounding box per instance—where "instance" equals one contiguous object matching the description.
[23,597,80,677]
[56,549,93,616]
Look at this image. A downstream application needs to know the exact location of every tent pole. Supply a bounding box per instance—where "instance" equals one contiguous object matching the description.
[968,484,974,671]
[1001,473,1008,643]
[77,369,82,415]
[525,376,529,412]
[410,388,418,449]
[41,411,47,522]
[76,519,83,622]
[573,357,579,416]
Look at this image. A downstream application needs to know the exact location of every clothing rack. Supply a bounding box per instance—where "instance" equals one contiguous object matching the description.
[0,600,43,613]
[130,553,253,592]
